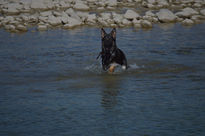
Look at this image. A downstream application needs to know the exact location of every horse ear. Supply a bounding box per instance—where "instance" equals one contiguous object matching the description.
[111,28,116,39]
[101,28,106,39]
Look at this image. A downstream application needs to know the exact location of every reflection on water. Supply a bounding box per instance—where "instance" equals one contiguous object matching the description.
[101,75,121,109]
[0,24,205,136]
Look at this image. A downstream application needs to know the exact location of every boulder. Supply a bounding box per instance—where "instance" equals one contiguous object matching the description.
[124,9,140,20]
[200,9,205,16]
[16,24,27,31]
[145,11,156,17]
[40,11,52,17]
[105,0,117,7]
[112,13,123,24]
[37,24,48,31]
[47,15,62,26]
[73,3,89,10]
[157,0,169,7]
[5,3,22,15]
[147,0,156,4]
[122,19,132,26]
[100,13,112,21]
[63,17,82,28]
[156,9,177,23]
[182,19,194,25]
[141,20,152,28]
[4,24,16,31]
[59,1,71,8]
[86,14,97,24]
[30,0,47,10]
[175,7,199,18]
[65,8,81,21]
[2,16,14,24]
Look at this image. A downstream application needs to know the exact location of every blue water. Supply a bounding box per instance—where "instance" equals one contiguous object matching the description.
[0,24,205,136]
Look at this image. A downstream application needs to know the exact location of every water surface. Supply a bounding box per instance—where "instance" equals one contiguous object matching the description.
[0,24,205,136]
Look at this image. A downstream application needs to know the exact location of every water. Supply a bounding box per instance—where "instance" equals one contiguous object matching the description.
[0,24,205,136]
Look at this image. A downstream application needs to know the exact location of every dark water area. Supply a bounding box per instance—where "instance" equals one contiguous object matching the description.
[0,24,205,136]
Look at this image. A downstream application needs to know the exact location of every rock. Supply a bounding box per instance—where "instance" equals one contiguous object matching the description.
[63,17,82,28]
[30,0,47,10]
[145,11,156,17]
[182,19,194,25]
[156,9,177,23]
[20,15,29,22]
[4,3,22,15]
[37,24,48,31]
[157,0,169,7]
[73,2,89,10]
[48,15,62,26]
[112,13,123,25]
[39,16,48,23]
[65,8,81,21]
[76,11,89,21]
[40,11,52,17]
[143,15,154,22]
[193,3,202,8]
[141,20,152,28]
[175,7,199,18]
[100,13,112,21]
[2,16,14,24]
[97,17,109,26]
[134,23,141,28]
[59,1,71,8]
[16,24,27,31]
[53,11,62,17]
[200,9,205,16]
[28,15,38,23]
[147,0,156,4]
[4,24,16,31]
[124,9,140,20]
[122,19,132,26]
[86,14,97,24]
[105,0,117,7]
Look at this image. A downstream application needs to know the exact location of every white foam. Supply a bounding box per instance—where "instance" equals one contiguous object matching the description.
[129,63,140,69]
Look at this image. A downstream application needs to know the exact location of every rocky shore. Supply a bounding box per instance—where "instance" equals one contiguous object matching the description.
[0,0,205,32]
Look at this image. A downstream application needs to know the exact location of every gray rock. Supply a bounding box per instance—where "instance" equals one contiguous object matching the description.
[157,0,169,7]
[200,9,205,16]
[86,14,97,24]
[63,17,82,28]
[65,8,81,21]
[48,15,62,26]
[147,0,156,4]
[182,19,194,25]
[16,24,27,31]
[105,0,117,7]
[112,13,123,25]
[73,2,89,10]
[124,9,140,20]
[145,11,155,17]
[37,24,48,31]
[4,3,22,15]
[40,11,52,17]
[1,16,14,24]
[122,18,132,26]
[134,23,141,28]
[30,0,47,10]
[4,24,16,31]
[175,7,199,18]
[156,9,177,23]
[141,20,152,28]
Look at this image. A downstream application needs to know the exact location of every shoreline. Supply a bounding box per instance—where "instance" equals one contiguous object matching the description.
[0,0,205,33]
